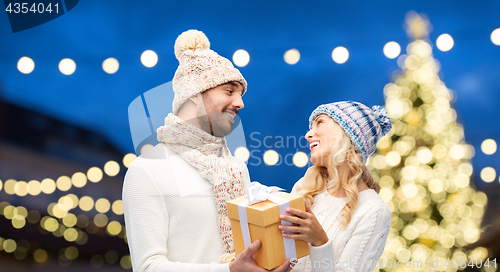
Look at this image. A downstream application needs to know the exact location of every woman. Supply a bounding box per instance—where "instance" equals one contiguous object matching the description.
[280,101,392,272]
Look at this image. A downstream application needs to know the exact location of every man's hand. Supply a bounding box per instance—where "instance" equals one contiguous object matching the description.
[229,239,293,272]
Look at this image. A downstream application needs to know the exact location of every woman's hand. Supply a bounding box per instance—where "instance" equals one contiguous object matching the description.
[278,202,329,247]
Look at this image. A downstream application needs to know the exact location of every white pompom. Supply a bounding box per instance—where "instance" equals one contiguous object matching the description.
[174,29,210,60]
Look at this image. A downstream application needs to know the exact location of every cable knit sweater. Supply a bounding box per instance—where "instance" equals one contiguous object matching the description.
[122,144,251,272]
[290,178,391,272]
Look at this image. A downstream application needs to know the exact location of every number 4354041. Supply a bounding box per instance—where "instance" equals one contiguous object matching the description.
[6,3,59,14]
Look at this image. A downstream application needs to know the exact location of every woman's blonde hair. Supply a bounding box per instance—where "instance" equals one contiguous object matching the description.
[295,117,380,230]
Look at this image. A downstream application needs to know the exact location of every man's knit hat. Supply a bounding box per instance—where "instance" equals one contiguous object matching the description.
[172,30,248,115]
[309,101,392,162]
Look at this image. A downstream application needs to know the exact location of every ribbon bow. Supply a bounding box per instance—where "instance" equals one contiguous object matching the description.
[237,182,298,261]
[246,181,285,205]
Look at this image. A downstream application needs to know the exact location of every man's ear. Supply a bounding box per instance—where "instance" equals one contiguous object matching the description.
[188,94,202,105]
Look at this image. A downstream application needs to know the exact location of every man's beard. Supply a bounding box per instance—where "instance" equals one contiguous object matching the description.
[198,107,234,137]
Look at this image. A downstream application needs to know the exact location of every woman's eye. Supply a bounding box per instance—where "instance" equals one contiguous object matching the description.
[226,90,233,94]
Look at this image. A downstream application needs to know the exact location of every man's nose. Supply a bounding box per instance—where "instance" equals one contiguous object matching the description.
[232,95,244,110]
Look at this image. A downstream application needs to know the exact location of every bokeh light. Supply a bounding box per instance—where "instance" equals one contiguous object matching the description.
[94,214,108,228]
[4,205,16,219]
[56,176,72,191]
[123,153,137,168]
[112,200,124,215]
[383,41,401,59]
[234,147,250,162]
[76,214,89,228]
[16,206,27,218]
[491,28,500,45]
[233,49,250,67]
[43,217,59,232]
[87,167,103,183]
[65,246,79,260]
[14,181,28,197]
[480,167,496,183]
[293,152,308,168]
[141,50,158,68]
[33,249,48,263]
[102,57,119,74]
[106,221,122,236]
[284,49,300,65]
[27,180,41,196]
[64,228,79,242]
[95,198,111,213]
[71,172,87,188]
[12,215,26,229]
[331,46,349,64]
[3,239,16,253]
[104,161,120,177]
[416,147,433,164]
[58,58,76,75]
[40,178,56,194]
[120,255,132,269]
[140,144,154,155]
[449,145,465,160]
[52,203,68,218]
[263,150,279,166]
[481,139,497,155]
[78,196,94,212]
[64,194,79,209]
[436,34,454,51]
[4,179,16,195]
[105,250,119,264]
[63,213,77,228]
[17,57,34,74]
[385,151,401,166]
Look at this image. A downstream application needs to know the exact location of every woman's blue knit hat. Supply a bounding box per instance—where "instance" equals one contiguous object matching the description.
[309,101,392,162]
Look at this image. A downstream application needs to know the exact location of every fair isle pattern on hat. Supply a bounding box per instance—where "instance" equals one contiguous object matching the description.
[309,101,392,161]
[172,30,247,115]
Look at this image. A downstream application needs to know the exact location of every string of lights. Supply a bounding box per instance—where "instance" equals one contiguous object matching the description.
[0,198,131,268]
[13,27,500,76]
[0,155,136,268]
[0,197,126,239]
[0,234,132,269]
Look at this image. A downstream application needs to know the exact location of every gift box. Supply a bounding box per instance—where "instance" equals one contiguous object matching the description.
[227,187,309,270]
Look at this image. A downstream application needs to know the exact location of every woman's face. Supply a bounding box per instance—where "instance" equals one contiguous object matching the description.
[306,114,337,167]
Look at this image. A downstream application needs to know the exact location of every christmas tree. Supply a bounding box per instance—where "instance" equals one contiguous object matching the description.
[368,11,491,272]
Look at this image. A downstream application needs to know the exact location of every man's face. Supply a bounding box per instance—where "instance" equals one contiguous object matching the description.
[198,81,245,137]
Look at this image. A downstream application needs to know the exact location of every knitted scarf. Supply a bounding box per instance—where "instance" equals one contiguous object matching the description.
[157,113,245,259]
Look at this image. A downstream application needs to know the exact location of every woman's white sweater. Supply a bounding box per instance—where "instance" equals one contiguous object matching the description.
[290,178,391,272]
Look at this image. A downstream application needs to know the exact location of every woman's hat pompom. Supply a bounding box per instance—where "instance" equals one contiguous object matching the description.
[371,105,392,136]
[174,29,210,60]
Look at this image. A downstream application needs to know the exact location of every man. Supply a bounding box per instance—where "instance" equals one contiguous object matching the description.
[122,30,292,272]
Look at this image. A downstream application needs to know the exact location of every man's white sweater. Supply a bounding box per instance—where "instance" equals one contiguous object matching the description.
[122,144,250,272]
